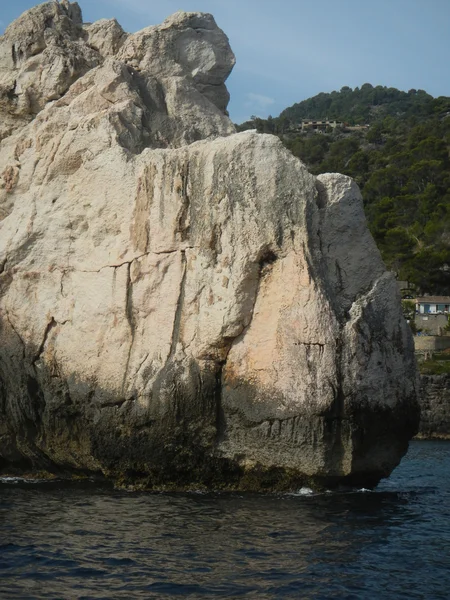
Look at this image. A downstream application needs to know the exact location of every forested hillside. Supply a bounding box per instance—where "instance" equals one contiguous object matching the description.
[237,85,450,294]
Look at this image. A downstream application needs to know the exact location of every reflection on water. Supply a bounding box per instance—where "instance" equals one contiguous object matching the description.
[1,440,449,599]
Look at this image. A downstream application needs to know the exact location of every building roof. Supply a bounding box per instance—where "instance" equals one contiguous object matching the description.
[416,296,450,303]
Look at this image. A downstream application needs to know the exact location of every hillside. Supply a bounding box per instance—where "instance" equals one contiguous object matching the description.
[237,85,450,294]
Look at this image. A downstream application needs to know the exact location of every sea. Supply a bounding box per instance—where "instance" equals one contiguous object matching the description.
[0,440,449,599]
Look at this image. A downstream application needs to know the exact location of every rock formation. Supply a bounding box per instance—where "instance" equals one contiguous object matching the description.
[0,2,419,490]
[417,376,450,439]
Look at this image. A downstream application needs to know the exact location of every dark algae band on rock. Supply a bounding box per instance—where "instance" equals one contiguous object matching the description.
[0,2,419,490]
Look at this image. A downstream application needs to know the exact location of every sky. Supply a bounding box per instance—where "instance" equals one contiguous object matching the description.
[1,0,450,124]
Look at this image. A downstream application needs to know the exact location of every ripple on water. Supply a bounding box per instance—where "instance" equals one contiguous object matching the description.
[0,440,449,599]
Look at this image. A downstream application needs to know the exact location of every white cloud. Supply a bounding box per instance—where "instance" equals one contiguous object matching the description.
[244,93,275,111]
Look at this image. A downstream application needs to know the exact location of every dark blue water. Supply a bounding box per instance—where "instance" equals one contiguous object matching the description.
[1,440,449,599]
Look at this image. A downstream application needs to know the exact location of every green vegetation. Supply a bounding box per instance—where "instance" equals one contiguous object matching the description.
[237,85,450,294]
[401,300,418,333]
[419,352,450,375]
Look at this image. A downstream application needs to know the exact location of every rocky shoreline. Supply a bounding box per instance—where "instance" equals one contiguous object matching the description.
[416,375,450,440]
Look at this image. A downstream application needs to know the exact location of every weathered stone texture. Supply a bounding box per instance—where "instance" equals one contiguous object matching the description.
[0,3,419,489]
[418,375,450,439]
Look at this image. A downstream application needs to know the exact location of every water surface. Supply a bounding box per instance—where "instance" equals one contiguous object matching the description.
[1,440,449,599]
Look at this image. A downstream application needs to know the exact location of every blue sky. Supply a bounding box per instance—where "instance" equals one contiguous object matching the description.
[2,0,450,123]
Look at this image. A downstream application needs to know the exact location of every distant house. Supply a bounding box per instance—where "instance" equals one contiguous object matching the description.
[300,120,343,132]
[416,296,450,314]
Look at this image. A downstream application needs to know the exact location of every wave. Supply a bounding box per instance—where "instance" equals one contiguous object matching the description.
[0,476,55,485]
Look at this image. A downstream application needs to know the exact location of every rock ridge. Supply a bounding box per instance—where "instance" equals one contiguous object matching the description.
[0,2,419,490]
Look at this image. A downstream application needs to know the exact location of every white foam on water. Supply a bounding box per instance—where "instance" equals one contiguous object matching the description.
[285,486,376,498]
[285,486,333,497]
[296,486,315,496]
[0,476,53,485]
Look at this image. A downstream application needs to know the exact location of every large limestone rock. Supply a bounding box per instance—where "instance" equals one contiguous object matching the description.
[0,3,419,490]
[0,1,99,141]
[0,2,234,149]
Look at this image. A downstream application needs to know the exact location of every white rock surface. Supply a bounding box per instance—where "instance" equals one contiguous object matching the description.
[0,1,99,141]
[83,19,127,58]
[0,3,418,489]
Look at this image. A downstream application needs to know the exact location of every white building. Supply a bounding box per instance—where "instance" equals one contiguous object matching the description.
[416,296,450,314]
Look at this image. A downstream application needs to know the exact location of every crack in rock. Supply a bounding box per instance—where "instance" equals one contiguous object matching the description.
[32,317,57,366]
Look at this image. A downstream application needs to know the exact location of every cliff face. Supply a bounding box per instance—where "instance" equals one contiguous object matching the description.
[0,2,419,490]
[418,376,450,439]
